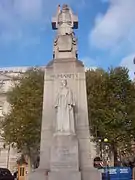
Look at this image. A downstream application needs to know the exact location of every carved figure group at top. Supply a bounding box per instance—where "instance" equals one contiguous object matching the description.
[57,4,74,36]
[52,4,78,59]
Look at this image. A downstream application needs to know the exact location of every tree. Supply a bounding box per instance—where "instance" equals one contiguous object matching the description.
[1,68,44,170]
[86,68,107,138]
[86,67,135,164]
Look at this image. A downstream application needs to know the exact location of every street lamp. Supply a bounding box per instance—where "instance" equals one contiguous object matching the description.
[103,138,110,165]
[98,139,102,158]
[104,138,108,143]
[98,138,109,161]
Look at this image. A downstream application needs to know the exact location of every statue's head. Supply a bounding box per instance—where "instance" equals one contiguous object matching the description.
[61,79,67,87]
[62,4,69,12]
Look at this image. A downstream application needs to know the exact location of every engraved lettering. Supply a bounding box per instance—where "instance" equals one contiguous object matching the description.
[49,73,78,79]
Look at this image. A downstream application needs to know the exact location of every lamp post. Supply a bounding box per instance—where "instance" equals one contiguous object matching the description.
[7,144,10,169]
[98,139,102,159]
[98,138,110,165]
[103,138,109,165]
[102,138,110,180]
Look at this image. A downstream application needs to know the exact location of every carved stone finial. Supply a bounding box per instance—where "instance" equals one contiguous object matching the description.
[57,4,61,12]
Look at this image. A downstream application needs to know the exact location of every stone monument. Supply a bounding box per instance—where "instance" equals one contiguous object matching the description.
[29,4,101,180]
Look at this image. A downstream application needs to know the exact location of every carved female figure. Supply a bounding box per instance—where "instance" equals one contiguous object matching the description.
[57,4,73,36]
[55,79,75,135]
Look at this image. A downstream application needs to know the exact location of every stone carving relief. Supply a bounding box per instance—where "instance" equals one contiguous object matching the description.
[57,4,73,36]
[52,4,78,59]
[55,79,75,135]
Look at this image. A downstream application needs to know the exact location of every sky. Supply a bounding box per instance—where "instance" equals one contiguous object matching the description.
[0,0,135,78]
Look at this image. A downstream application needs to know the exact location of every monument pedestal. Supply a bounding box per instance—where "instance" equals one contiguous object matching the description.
[48,134,81,180]
[48,171,81,180]
[50,135,79,171]
[28,168,48,180]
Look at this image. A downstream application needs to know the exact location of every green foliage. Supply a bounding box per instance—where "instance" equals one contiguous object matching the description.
[86,67,135,148]
[86,68,107,139]
[1,68,44,158]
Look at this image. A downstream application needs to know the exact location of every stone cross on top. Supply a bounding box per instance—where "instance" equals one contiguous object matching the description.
[52,4,78,33]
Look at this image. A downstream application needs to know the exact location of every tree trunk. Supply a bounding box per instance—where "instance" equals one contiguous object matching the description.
[112,143,118,166]
[27,156,32,173]
[109,151,114,166]
[25,154,32,173]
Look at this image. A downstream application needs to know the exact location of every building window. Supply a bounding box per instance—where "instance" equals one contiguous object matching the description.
[0,106,3,117]
[0,80,5,92]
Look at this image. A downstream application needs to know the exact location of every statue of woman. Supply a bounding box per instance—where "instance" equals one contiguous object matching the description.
[55,79,75,135]
[57,4,73,36]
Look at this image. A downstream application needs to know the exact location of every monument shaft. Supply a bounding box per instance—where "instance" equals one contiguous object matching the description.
[29,4,101,180]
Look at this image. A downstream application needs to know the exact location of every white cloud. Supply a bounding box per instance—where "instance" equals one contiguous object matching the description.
[94,13,104,26]
[120,54,135,80]
[89,0,135,49]
[82,56,97,67]
[0,0,44,43]
[0,0,83,44]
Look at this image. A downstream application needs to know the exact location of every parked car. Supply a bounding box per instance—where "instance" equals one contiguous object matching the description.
[0,168,14,180]
[13,171,18,180]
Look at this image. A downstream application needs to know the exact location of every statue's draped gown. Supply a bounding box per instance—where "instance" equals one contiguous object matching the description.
[55,86,75,134]
[58,11,73,36]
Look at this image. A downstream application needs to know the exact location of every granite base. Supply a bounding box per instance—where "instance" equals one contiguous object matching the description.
[48,171,81,180]
[28,168,49,180]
